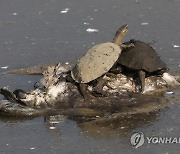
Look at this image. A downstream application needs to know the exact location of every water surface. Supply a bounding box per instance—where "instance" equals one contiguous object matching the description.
[0,0,180,153]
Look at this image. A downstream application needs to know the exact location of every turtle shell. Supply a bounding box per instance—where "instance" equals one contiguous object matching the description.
[118,40,167,73]
[71,42,121,83]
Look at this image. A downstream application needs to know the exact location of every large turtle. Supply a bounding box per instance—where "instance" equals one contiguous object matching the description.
[117,39,168,92]
[71,24,132,98]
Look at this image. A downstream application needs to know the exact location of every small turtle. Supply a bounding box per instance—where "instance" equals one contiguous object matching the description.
[117,39,168,92]
[71,24,133,98]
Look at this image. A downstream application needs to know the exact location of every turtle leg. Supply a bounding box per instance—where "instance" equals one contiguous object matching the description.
[79,83,94,100]
[94,78,106,96]
[79,83,87,98]
[120,43,134,50]
[138,70,146,92]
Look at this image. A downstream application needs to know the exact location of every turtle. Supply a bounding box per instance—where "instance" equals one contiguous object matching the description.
[71,24,133,98]
[117,39,168,92]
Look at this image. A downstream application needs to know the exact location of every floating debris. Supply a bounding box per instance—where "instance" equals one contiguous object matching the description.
[83,22,90,25]
[1,66,8,69]
[166,91,174,95]
[60,8,69,14]
[65,62,69,65]
[12,13,18,16]
[86,28,99,33]
[141,22,149,26]
[49,126,56,130]
[173,44,180,48]
[30,147,36,150]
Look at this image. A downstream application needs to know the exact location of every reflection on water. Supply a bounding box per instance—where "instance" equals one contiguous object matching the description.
[78,112,160,138]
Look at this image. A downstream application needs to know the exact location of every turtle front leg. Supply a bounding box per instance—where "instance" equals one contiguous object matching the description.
[138,70,146,93]
[120,43,135,50]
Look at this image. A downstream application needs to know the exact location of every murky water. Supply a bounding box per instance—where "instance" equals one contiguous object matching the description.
[0,0,180,153]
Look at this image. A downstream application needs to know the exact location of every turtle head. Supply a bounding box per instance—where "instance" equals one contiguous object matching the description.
[118,24,128,36]
[112,24,128,46]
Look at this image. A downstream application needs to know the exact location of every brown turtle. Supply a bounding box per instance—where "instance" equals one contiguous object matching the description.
[117,39,168,92]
